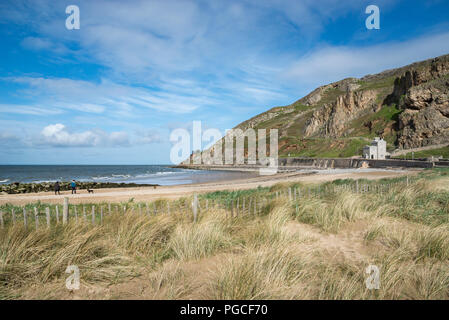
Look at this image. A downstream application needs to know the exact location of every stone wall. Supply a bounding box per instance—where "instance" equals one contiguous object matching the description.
[178,157,434,171]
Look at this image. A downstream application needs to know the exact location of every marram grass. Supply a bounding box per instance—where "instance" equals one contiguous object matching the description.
[0,173,448,299]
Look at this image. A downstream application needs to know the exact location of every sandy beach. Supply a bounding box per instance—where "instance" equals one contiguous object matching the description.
[0,168,419,205]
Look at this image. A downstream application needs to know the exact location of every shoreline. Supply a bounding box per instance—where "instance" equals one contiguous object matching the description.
[0,168,420,206]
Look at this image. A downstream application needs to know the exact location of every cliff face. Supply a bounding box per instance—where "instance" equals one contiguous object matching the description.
[392,58,449,148]
[300,55,449,148]
[187,54,449,163]
[303,83,379,138]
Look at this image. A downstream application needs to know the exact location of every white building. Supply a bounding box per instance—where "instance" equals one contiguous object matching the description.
[363,137,388,160]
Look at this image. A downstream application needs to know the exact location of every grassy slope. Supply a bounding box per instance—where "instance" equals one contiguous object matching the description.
[393,146,449,159]
[249,75,400,158]
[228,56,449,159]
[1,169,449,299]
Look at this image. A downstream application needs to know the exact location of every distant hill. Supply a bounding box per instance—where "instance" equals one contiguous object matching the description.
[188,54,449,163]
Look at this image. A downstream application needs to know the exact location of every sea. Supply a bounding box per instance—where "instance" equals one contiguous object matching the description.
[0,165,248,186]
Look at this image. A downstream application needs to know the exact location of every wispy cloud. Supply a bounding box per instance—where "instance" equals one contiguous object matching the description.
[283,31,449,88]
[2,76,208,115]
[0,104,63,115]
[0,132,21,146]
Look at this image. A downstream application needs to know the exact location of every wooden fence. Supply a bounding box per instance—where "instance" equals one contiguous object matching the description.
[0,177,415,230]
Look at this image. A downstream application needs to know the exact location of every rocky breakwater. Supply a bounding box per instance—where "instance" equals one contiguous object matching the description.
[0,181,159,195]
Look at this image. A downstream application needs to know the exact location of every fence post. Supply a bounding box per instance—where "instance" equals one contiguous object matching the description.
[289,187,292,201]
[108,203,111,215]
[91,206,95,225]
[12,208,15,225]
[23,208,27,228]
[63,197,69,225]
[34,207,39,230]
[167,202,170,215]
[46,207,50,228]
[56,206,60,224]
[139,203,142,215]
[236,198,239,216]
[356,180,359,194]
[74,206,78,223]
[83,206,87,222]
[193,194,198,222]
[153,202,157,215]
[0,211,3,229]
[100,206,103,224]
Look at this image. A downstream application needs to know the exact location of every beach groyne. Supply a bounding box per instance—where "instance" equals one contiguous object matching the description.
[0,181,159,195]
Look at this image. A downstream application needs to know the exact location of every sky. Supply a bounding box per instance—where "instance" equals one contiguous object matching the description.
[1,0,449,165]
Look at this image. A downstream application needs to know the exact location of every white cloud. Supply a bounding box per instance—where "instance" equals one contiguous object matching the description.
[0,132,21,146]
[283,31,449,88]
[137,129,163,144]
[38,123,130,147]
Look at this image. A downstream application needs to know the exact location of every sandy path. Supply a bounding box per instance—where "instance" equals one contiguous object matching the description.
[0,169,417,205]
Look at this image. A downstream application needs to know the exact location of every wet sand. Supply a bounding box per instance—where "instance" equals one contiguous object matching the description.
[0,168,419,205]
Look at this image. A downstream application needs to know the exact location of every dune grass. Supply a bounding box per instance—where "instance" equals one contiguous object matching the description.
[0,171,449,299]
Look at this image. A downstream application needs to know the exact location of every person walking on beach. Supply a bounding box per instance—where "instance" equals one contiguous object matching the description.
[54,181,61,195]
[71,180,77,194]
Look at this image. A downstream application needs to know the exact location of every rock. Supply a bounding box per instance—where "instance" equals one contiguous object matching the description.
[303,88,378,138]
[395,61,449,148]
[0,181,159,194]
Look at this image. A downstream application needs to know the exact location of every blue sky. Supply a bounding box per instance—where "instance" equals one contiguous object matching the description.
[1,0,449,165]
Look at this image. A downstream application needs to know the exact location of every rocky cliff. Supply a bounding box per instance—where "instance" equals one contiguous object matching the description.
[184,54,449,163]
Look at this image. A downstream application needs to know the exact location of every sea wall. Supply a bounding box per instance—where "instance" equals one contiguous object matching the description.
[178,157,435,171]
[279,158,434,169]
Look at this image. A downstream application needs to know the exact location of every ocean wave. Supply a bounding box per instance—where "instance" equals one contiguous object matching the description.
[87,171,183,182]
[136,171,177,177]
[0,179,9,183]
[31,180,58,184]
[92,176,113,180]
[155,171,178,175]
